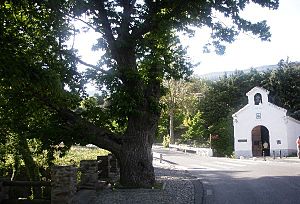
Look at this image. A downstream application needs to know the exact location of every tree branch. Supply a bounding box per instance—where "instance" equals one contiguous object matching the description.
[131,7,158,40]
[61,50,109,74]
[119,0,136,39]
[76,57,109,74]
[66,14,99,32]
[29,90,122,154]
[57,108,122,154]
[131,0,197,40]
[92,0,117,58]
[130,0,172,39]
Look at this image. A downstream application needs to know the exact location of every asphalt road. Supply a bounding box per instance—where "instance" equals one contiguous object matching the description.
[153,146,300,204]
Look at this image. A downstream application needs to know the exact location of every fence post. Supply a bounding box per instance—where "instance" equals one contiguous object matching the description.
[0,180,9,203]
[109,154,119,174]
[97,156,110,179]
[279,150,282,159]
[51,166,77,204]
[79,160,98,190]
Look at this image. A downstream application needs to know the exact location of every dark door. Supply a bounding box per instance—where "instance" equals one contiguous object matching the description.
[261,126,270,156]
[252,126,270,157]
[252,126,262,157]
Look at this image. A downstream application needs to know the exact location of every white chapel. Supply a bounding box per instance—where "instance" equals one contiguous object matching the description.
[232,87,300,158]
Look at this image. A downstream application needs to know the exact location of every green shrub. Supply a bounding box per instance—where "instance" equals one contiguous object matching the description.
[162,135,170,148]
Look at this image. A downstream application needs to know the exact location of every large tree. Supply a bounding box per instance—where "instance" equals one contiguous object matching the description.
[0,0,279,187]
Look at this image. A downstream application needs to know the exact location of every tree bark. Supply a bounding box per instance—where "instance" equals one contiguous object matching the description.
[118,69,160,187]
[118,111,158,188]
[17,135,42,198]
[119,139,155,187]
[169,109,175,144]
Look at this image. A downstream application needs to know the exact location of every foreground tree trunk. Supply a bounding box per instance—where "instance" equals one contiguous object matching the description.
[119,139,155,187]
[117,108,158,187]
[105,42,161,187]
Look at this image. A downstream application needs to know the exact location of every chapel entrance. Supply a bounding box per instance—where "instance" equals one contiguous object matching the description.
[251,126,270,157]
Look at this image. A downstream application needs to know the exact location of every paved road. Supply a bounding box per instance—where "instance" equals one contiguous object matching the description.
[153,146,300,204]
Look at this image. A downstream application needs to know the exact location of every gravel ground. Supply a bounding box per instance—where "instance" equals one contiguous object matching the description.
[88,159,195,204]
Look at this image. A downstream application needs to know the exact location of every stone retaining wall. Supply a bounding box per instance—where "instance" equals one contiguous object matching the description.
[51,165,77,204]
[79,160,98,190]
[97,156,110,179]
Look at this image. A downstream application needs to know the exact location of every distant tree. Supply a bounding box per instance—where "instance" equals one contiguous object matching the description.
[182,111,208,145]
[198,70,265,155]
[208,115,234,156]
[161,79,197,144]
[265,61,300,119]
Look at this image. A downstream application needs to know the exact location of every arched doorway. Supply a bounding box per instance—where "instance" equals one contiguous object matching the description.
[251,126,270,156]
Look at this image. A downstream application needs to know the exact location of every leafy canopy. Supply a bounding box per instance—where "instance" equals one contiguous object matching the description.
[0,0,279,154]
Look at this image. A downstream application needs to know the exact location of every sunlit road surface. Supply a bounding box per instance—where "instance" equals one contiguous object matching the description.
[153,146,300,204]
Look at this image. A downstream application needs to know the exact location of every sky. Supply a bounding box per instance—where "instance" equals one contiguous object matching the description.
[181,0,300,75]
[74,0,300,77]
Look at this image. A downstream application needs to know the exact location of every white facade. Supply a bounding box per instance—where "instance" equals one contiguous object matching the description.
[232,87,300,158]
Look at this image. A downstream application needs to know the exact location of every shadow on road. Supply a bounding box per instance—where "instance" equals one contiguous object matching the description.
[153,156,179,165]
[190,169,300,204]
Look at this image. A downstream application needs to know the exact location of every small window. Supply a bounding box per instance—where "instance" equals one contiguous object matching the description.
[238,139,247,142]
[277,140,281,144]
[256,113,261,119]
[254,93,262,105]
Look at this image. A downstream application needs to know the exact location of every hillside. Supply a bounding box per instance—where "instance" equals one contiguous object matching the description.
[197,64,278,81]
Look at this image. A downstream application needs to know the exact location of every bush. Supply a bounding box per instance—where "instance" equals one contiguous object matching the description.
[162,135,170,148]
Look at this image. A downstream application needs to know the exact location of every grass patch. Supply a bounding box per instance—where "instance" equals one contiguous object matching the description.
[53,145,109,167]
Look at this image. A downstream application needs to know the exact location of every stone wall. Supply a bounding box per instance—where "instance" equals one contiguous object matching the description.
[1,155,120,203]
[0,180,9,203]
[79,160,98,190]
[97,156,110,179]
[109,154,119,174]
[51,165,77,204]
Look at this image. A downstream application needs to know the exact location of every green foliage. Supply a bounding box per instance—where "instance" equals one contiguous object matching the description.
[162,135,170,148]
[182,111,207,144]
[156,110,169,142]
[197,70,266,156]
[0,0,85,173]
[264,61,300,119]
[198,70,264,125]
[208,116,234,157]
[0,142,108,177]
[159,78,207,143]
[79,96,127,134]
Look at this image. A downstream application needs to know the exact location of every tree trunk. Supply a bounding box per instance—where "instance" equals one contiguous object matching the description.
[169,109,175,144]
[119,138,155,188]
[118,110,157,188]
[17,135,42,198]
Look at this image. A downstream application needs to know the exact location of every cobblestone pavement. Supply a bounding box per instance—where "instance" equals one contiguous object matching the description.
[76,158,196,204]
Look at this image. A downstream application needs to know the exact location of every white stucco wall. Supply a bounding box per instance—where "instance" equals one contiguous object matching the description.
[265,104,288,155]
[286,117,300,154]
[232,87,300,158]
